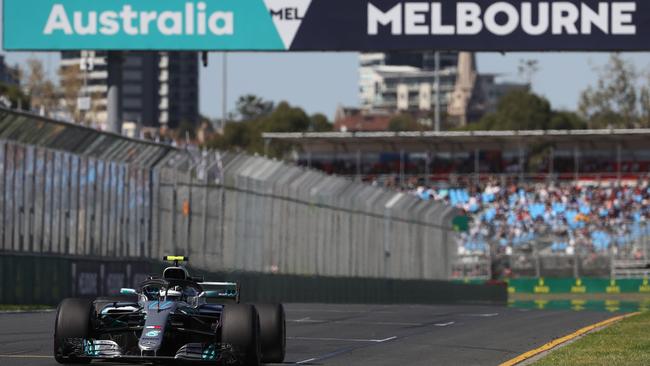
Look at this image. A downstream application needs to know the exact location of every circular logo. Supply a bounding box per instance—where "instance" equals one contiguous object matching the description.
[145,330,161,337]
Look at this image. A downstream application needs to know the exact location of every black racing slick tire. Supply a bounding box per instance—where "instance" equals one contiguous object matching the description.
[221,304,261,366]
[54,298,94,364]
[255,304,286,363]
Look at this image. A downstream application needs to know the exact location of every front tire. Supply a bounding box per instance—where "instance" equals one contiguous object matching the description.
[255,304,286,363]
[54,298,93,364]
[221,304,261,366]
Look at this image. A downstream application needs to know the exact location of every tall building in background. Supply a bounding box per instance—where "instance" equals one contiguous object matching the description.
[59,51,199,132]
[359,52,459,116]
[158,52,200,129]
[383,51,459,70]
[358,51,527,129]
[447,52,484,126]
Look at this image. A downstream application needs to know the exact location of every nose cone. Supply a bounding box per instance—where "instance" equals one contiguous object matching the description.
[139,301,176,352]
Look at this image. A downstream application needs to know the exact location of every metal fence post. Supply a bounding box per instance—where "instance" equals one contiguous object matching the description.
[171,167,178,254]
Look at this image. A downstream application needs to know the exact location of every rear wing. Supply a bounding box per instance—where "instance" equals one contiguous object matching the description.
[198,281,240,303]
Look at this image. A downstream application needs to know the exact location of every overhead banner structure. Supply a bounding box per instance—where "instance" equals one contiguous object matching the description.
[4,0,650,51]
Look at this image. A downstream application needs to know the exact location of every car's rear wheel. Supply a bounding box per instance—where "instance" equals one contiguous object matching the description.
[221,304,261,366]
[54,298,94,364]
[255,304,286,363]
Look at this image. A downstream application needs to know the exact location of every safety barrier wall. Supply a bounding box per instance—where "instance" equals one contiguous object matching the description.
[0,140,154,259]
[0,109,460,281]
[0,254,506,306]
[0,253,159,305]
[153,152,459,280]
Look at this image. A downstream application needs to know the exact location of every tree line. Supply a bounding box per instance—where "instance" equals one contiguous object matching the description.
[204,95,332,157]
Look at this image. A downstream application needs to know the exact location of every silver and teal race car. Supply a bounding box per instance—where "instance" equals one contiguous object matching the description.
[54,256,285,365]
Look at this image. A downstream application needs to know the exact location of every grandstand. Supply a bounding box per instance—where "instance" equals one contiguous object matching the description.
[263,129,650,184]
[264,130,650,279]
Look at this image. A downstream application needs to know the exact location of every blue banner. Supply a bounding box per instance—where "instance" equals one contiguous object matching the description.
[4,0,650,51]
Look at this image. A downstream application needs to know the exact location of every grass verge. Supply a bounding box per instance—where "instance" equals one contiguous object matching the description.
[0,304,54,312]
[532,311,650,366]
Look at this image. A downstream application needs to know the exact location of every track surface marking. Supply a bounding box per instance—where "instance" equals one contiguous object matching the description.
[0,303,617,366]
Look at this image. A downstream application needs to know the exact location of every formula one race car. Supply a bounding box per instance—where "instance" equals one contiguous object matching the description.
[54,256,285,365]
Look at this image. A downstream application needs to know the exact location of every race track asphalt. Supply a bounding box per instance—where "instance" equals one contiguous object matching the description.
[0,303,618,366]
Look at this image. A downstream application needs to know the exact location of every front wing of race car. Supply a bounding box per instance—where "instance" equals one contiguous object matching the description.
[60,338,242,364]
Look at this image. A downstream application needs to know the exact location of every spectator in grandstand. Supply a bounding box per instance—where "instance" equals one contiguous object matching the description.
[408,180,650,259]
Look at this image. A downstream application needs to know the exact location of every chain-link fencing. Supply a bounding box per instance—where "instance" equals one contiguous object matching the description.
[0,109,460,281]
[153,151,459,279]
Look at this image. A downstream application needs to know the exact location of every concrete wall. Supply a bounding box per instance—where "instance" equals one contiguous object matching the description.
[0,254,506,306]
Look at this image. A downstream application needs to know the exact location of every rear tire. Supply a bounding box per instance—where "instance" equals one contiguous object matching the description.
[54,298,94,364]
[221,304,261,366]
[255,304,286,363]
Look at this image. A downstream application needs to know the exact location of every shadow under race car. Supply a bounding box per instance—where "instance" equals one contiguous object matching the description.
[54,256,285,365]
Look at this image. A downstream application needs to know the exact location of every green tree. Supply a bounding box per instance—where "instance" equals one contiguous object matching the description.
[59,64,84,121]
[548,111,587,130]
[471,90,552,130]
[259,101,310,132]
[309,113,333,132]
[0,82,30,110]
[205,100,324,158]
[640,85,650,128]
[579,54,639,128]
[235,94,274,121]
[25,58,57,114]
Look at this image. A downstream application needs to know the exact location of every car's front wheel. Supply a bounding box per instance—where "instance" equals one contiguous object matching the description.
[54,298,93,364]
[221,304,261,366]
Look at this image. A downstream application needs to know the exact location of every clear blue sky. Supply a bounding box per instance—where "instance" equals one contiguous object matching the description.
[4,50,649,120]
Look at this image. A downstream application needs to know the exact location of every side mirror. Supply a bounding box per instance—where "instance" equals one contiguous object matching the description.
[120,288,137,295]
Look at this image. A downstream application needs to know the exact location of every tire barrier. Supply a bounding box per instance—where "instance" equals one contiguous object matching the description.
[0,254,506,306]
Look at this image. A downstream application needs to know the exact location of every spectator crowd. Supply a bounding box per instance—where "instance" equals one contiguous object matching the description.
[408,179,650,258]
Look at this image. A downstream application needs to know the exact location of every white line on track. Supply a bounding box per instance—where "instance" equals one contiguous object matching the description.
[434,321,455,327]
[290,317,324,323]
[462,313,499,317]
[288,309,396,314]
[296,357,317,364]
[288,336,397,343]
[288,318,422,326]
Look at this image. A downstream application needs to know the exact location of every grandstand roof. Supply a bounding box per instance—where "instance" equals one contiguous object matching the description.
[262,129,650,153]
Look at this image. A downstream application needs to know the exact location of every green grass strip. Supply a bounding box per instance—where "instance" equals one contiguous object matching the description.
[533,311,650,366]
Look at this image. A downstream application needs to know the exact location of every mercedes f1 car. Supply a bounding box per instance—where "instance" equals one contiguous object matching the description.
[54,256,285,365]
